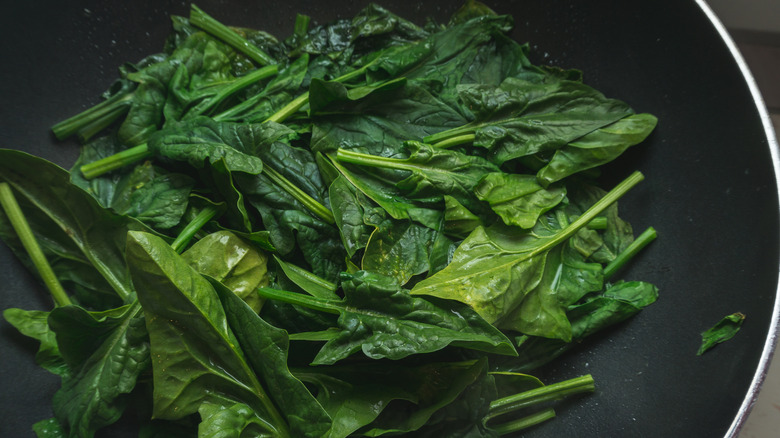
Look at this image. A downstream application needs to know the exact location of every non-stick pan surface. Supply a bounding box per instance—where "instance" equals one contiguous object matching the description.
[1,1,778,437]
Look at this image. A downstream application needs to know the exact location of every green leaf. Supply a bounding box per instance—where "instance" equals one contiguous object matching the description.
[508,281,659,373]
[426,77,633,163]
[411,172,643,324]
[294,358,489,438]
[443,195,483,239]
[497,245,604,342]
[0,149,155,303]
[697,312,746,355]
[125,231,289,436]
[537,113,658,186]
[362,217,438,286]
[474,172,566,229]
[273,255,339,300]
[336,141,499,213]
[148,117,281,174]
[109,162,194,230]
[33,418,67,438]
[48,302,150,438]
[197,400,279,438]
[328,175,375,258]
[212,278,332,438]
[3,308,68,376]
[258,270,516,365]
[181,230,270,313]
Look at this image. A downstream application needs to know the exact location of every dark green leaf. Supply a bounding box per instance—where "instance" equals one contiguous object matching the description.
[3,308,68,376]
[537,113,658,186]
[697,312,746,356]
[125,231,289,435]
[474,172,566,229]
[212,278,332,438]
[182,230,270,313]
[0,149,156,303]
[48,302,150,438]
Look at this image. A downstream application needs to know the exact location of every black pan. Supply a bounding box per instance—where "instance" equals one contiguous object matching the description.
[1,1,778,437]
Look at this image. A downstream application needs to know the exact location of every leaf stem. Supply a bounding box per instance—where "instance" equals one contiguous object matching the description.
[189,4,275,66]
[491,408,556,435]
[189,64,279,117]
[52,90,134,140]
[170,205,221,253]
[80,144,152,180]
[264,92,309,124]
[533,171,644,258]
[603,226,657,279]
[0,183,71,307]
[335,148,417,172]
[487,374,595,420]
[255,287,342,315]
[262,164,335,224]
[430,133,476,149]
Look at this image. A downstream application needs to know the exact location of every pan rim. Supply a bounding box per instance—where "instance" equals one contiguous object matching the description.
[694,1,780,436]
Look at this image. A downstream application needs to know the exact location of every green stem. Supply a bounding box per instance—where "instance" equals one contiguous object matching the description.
[0,183,71,307]
[52,90,134,140]
[532,171,644,258]
[170,205,221,253]
[264,92,309,124]
[189,5,275,66]
[294,13,311,38]
[335,148,418,172]
[423,123,477,145]
[491,408,556,435]
[430,133,476,149]
[487,374,595,420]
[75,103,132,142]
[255,287,342,315]
[587,216,608,230]
[262,60,374,124]
[603,226,657,279]
[190,65,279,117]
[80,144,152,180]
[262,164,335,224]
[214,92,266,121]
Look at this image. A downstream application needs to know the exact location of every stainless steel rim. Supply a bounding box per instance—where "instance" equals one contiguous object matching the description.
[693,1,780,436]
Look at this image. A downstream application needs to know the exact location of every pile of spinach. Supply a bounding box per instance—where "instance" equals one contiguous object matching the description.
[0,2,660,437]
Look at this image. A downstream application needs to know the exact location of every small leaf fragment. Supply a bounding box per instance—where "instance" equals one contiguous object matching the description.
[697,312,746,356]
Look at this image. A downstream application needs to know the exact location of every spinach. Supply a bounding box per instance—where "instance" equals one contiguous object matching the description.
[697,312,746,356]
[2,2,662,436]
[257,270,517,364]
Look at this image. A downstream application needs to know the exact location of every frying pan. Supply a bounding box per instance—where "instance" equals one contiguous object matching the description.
[1,0,778,436]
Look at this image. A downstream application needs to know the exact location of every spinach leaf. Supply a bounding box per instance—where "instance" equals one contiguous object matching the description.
[507,280,659,373]
[273,255,340,300]
[294,358,489,438]
[328,175,375,258]
[47,302,149,438]
[497,244,603,342]
[537,113,658,186]
[211,277,332,438]
[125,231,290,436]
[336,140,499,213]
[474,172,566,229]
[443,195,484,239]
[425,77,633,165]
[147,116,276,174]
[257,270,516,365]
[3,308,68,376]
[0,149,155,304]
[697,312,746,356]
[411,172,642,325]
[181,230,270,313]
[361,216,439,286]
